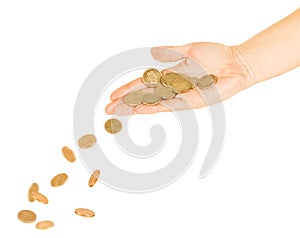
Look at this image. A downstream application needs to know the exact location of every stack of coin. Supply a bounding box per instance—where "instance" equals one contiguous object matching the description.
[124,68,218,107]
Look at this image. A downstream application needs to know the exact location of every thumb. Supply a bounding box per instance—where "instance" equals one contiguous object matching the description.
[151,44,191,62]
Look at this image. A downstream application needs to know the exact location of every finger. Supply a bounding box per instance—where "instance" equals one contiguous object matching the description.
[134,97,197,114]
[114,103,136,116]
[107,98,185,115]
[105,98,124,115]
[107,89,215,116]
[110,78,145,101]
[134,104,171,114]
[111,102,167,116]
[151,44,191,62]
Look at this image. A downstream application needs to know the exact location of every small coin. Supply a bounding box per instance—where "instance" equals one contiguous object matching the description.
[155,82,165,89]
[104,119,122,134]
[124,91,144,106]
[28,183,39,202]
[50,173,68,187]
[142,68,162,87]
[75,208,95,218]
[198,74,218,89]
[160,72,179,87]
[62,146,76,163]
[32,192,49,204]
[88,169,100,187]
[155,86,176,100]
[141,93,161,105]
[35,221,54,230]
[18,210,36,223]
[170,78,191,93]
[78,134,97,149]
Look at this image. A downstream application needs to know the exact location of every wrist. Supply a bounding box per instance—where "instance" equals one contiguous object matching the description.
[231,44,258,86]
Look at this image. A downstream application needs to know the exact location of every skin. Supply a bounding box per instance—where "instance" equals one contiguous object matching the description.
[106,8,300,115]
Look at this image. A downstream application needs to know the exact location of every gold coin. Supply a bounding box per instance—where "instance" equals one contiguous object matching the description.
[75,208,95,218]
[170,78,191,93]
[155,82,165,89]
[155,86,176,100]
[198,74,218,89]
[104,119,122,134]
[88,169,100,187]
[62,146,76,163]
[32,192,49,204]
[50,173,68,187]
[78,134,97,149]
[142,68,162,87]
[160,72,179,87]
[124,91,144,106]
[18,210,36,223]
[35,221,54,230]
[141,93,161,105]
[28,183,39,202]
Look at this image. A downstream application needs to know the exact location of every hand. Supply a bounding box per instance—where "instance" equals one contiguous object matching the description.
[105,42,254,115]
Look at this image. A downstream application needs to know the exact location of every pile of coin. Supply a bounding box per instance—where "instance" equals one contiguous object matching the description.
[78,70,217,137]
[124,68,218,107]
[18,146,100,230]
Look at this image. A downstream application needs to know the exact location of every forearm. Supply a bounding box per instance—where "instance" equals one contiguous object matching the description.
[237,8,300,84]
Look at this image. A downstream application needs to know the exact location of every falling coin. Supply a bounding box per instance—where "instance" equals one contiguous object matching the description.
[124,91,144,106]
[75,208,95,218]
[50,173,68,187]
[28,183,39,202]
[35,221,54,230]
[18,210,37,223]
[88,170,100,187]
[62,146,76,163]
[141,93,161,105]
[142,68,162,87]
[78,134,97,149]
[104,118,122,134]
[32,192,49,204]
[198,74,218,89]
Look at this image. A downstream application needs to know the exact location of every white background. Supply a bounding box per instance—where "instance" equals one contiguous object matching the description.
[1,0,300,237]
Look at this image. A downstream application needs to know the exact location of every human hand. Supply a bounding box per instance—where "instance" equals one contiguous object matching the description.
[105,42,254,115]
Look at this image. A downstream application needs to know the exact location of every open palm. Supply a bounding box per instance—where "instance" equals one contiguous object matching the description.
[106,42,254,115]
